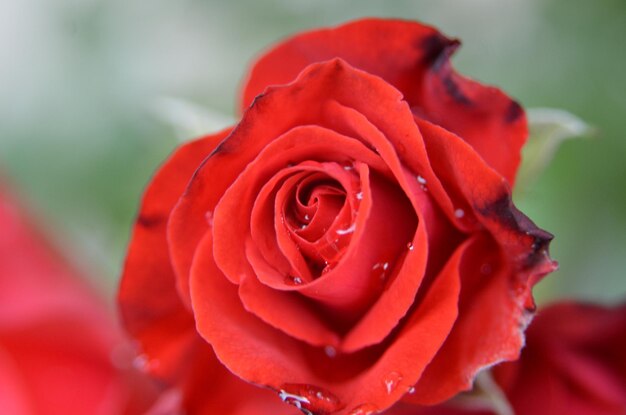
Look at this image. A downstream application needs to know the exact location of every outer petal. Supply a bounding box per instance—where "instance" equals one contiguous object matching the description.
[241,18,527,184]
[158,341,300,415]
[117,130,300,414]
[118,129,229,380]
[404,119,556,404]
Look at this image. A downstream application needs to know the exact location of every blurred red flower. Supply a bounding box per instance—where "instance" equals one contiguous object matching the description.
[0,184,156,415]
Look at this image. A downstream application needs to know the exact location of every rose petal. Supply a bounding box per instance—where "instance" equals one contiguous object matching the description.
[241,18,527,184]
[168,341,300,415]
[237,268,341,347]
[191,225,464,415]
[119,129,229,379]
[416,118,556,282]
[340,175,451,352]
[407,233,546,404]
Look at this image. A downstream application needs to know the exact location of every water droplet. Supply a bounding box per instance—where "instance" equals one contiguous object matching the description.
[324,345,337,358]
[278,390,310,411]
[371,262,390,282]
[343,165,353,171]
[480,263,492,275]
[407,386,416,394]
[355,192,363,200]
[348,403,379,415]
[407,242,414,251]
[205,211,215,226]
[382,371,403,394]
[336,223,356,235]
[280,384,343,414]
[454,208,465,218]
[416,175,428,191]
[304,214,310,221]
[286,275,303,285]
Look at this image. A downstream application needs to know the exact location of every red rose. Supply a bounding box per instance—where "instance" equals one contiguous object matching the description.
[491,302,626,415]
[119,18,556,414]
[0,184,154,415]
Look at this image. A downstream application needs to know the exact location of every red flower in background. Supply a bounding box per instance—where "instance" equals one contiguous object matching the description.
[387,301,626,415]
[492,302,626,415]
[0,184,155,415]
[118,18,556,414]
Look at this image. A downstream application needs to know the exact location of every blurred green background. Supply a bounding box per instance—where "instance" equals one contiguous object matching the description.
[1,0,624,305]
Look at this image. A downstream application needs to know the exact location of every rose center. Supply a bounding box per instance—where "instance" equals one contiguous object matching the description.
[286,173,354,278]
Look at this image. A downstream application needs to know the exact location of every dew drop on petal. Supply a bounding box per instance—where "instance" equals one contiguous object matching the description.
[355,192,363,200]
[336,223,356,235]
[280,384,343,414]
[285,275,303,285]
[480,263,493,275]
[454,208,465,218]
[382,371,403,394]
[324,345,337,358]
[348,403,379,415]
[416,175,428,191]
[278,390,310,412]
[407,242,414,251]
[371,262,390,282]
[407,386,416,394]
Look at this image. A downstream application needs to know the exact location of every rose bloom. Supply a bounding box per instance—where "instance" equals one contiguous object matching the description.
[0,184,158,415]
[119,18,557,414]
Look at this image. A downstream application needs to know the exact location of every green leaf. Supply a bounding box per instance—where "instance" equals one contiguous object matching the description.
[516,107,595,196]
[151,97,235,141]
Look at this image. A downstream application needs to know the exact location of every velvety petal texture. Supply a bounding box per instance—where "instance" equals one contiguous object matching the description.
[118,18,555,415]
